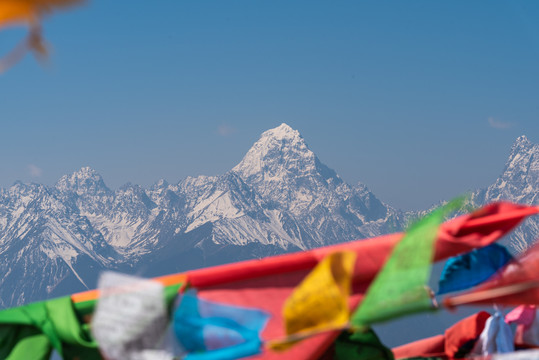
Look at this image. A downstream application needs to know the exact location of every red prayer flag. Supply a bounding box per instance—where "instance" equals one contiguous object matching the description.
[392,311,491,359]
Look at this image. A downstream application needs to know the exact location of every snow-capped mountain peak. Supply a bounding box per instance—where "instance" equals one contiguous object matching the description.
[472,135,538,252]
[264,122,302,141]
[478,136,538,203]
[232,123,315,179]
[232,123,344,196]
[513,135,531,148]
[56,167,111,196]
[231,124,398,246]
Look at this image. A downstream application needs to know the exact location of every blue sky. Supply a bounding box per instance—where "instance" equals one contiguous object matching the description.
[0,1,538,210]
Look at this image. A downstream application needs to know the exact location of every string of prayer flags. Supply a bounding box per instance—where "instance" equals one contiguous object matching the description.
[173,290,270,360]
[438,243,513,295]
[351,197,465,328]
[186,202,537,359]
[0,0,84,73]
[269,251,356,350]
[91,272,172,360]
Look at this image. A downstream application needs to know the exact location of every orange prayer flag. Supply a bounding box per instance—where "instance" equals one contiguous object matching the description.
[0,0,84,72]
[0,2,36,26]
[0,0,84,26]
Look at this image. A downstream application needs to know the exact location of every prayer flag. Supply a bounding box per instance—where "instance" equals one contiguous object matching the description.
[91,272,172,360]
[0,0,84,25]
[335,328,394,360]
[0,0,84,72]
[438,243,513,295]
[0,296,99,360]
[392,311,491,360]
[490,349,539,359]
[506,305,539,347]
[173,290,269,360]
[351,198,465,327]
[444,237,539,307]
[469,311,514,356]
[269,251,356,350]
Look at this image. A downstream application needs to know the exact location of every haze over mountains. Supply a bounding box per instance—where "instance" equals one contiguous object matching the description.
[0,124,536,308]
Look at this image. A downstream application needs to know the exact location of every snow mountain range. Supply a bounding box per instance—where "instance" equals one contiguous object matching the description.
[0,124,536,308]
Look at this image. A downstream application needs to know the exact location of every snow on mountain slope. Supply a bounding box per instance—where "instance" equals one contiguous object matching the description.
[233,123,404,246]
[180,172,304,249]
[0,182,117,306]
[476,136,537,204]
[473,135,539,252]
[233,123,344,214]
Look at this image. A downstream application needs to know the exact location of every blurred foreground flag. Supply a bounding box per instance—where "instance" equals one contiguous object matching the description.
[438,243,513,295]
[469,311,514,356]
[0,0,84,72]
[173,290,270,360]
[506,305,539,347]
[91,272,172,360]
[270,251,356,350]
[335,328,394,360]
[351,198,464,327]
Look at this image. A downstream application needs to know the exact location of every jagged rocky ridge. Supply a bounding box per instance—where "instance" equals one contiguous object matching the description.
[0,124,536,308]
[471,135,538,253]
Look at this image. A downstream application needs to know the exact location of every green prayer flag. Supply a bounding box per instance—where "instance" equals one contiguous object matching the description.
[351,197,465,327]
[335,328,394,360]
[0,281,183,359]
[0,325,51,360]
[0,296,100,360]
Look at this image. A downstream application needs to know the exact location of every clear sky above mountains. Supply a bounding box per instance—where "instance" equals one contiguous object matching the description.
[0,1,538,210]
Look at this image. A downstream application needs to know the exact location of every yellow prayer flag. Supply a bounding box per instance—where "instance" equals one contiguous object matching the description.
[270,251,356,350]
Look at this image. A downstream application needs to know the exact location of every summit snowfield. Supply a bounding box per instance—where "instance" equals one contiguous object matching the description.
[0,124,536,307]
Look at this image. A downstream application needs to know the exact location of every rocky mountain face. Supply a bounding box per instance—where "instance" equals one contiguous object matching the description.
[472,135,538,253]
[0,124,536,308]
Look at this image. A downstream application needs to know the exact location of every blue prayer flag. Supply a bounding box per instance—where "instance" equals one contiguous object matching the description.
[438,243,513,295]
[173,290,270,360]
